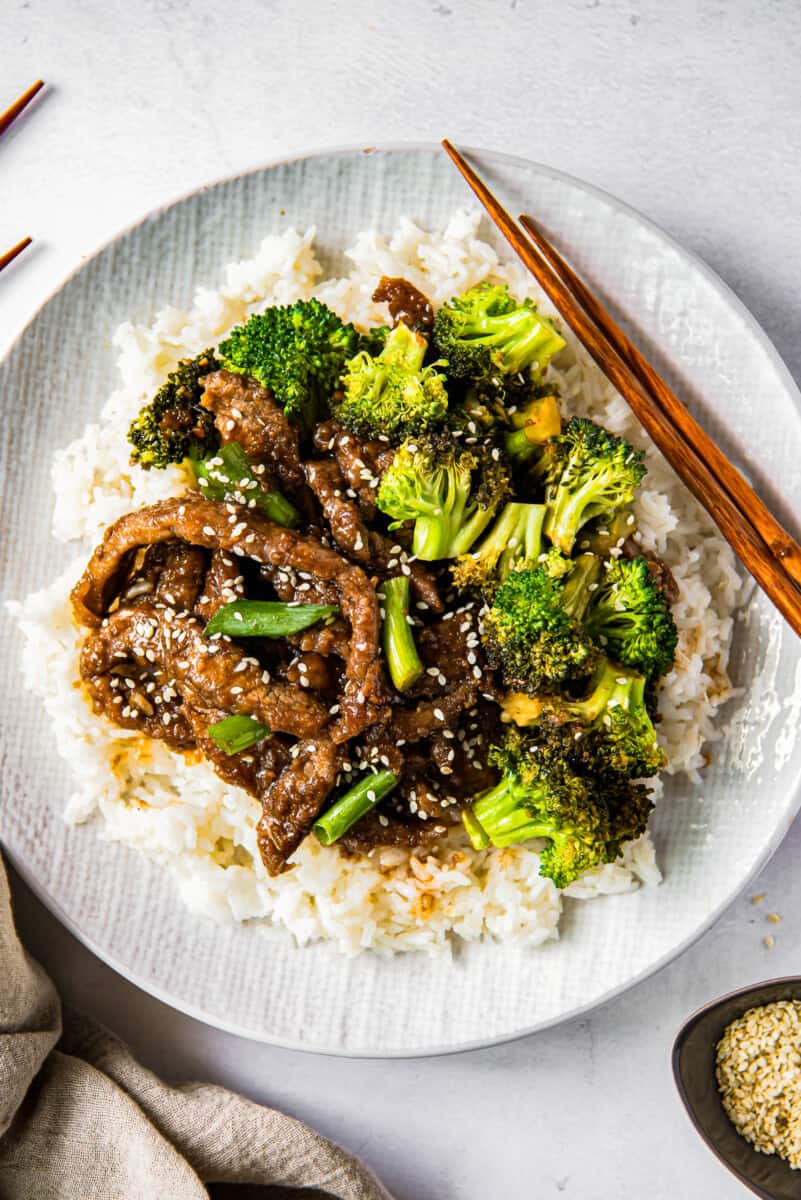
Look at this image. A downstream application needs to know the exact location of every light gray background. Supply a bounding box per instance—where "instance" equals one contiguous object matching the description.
[2,1,800,1196]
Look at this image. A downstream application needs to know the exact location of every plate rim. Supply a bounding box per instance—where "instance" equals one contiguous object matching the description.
[3,140,801,1058]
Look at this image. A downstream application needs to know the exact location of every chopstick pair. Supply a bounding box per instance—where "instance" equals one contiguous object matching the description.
[441,139,801,641]
[0,79,44,275]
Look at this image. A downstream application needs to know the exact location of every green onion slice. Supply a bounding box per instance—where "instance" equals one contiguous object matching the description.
[207,714,269,755]
[191,441,300,528]
[204,600,340,639]
[313,770,399,846]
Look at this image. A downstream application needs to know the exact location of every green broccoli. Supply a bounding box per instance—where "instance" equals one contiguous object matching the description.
[521,658,666,780]
[537,418,646,554]
[503,391,562,465]
[333,322,448,440]
[585,555,678,679]
[127,350,219,469]
[218,299,363,433]
[481,555,601,692]
[431,283,565,388]
[462,728,617,888]
[451,501,546,593]
[376,434,510,561]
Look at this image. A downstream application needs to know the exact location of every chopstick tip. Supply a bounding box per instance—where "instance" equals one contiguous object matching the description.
[0,236,34,274]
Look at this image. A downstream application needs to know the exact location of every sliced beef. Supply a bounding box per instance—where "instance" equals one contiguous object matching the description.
[80,602,329,738]
[304,456,443,612]
[257,737,343,873]
[71,495,385,744]
[194,549,245,622]
[372,276,435,332]
[200,369,306,495]
[152,542,207,612]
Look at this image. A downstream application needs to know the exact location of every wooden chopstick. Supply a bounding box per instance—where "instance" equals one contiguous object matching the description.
[519,213,801,589]
[0,80,45,138]
[0,237,32,274]
[440,139,801,640]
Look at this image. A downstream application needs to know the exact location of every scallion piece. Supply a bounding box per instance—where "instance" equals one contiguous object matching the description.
[207,714,269,755]
[191,441,300,528]
[378,576,423,691]
[313,770,399,846]
[204,599,339,639]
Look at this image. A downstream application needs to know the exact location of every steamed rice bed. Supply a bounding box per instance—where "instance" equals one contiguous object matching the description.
[10,211,742,955]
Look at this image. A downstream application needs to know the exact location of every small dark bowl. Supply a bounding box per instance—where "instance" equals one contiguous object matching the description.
[673,978,801,1199]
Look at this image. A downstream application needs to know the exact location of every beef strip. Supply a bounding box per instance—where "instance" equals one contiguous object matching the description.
[80,602,329,738]
[200,369,306,495]
[372,276,435,332]
[389,680,480,742]
[291,617,351,660]
[312,420,395,520]
[304,457,443,612]
[338,811,442,855]
[71,495,386,743]
[152,542,207,611]
[180,702,290,799]
[194,549,245,622]
[257,737,344,873]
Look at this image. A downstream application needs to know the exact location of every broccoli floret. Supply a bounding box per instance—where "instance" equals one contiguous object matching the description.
[451,501,546,593]
[432,283,565,390]
[503,392,562,465]
[127,350,219,469]
[218,299,363,433]
[534,658,665,780]
[481,556,601,692]
[463,728,616,888]
[537,418,646,554]
[333,322,448,440]
[376,434,510,561]
[585,555,678,679]
[604,779,654,857]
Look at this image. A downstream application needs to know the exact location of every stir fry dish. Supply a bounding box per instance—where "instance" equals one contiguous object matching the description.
[70,276,679,884]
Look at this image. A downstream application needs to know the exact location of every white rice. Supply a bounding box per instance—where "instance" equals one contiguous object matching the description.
[9,211,743,955]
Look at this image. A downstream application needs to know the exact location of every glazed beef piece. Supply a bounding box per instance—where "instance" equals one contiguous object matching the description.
[200,369,306,496]
[372,276,435,332]
[80,602,329,738]
[258,737,344,874]
[70,495,386,744]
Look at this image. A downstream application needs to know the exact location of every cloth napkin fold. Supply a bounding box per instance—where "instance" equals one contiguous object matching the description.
[0,855,392,1200]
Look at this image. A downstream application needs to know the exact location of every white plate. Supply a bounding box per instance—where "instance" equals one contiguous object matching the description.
[2,145,801,1056]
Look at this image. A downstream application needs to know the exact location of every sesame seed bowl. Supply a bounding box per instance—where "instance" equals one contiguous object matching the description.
[673,978,801,1199]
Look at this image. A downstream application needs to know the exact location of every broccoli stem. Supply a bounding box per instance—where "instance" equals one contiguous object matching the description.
[446,501,502,559]
[411,513,452,560]
[466,777,557,849]
[561,553,602,622]
[191,441,300,528]
[313,770,399,845]
[568,659,640,724]
[378,576,424,692]
[489,502,546,577]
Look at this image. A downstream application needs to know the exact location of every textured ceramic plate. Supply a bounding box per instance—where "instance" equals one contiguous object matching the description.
[2,145,801,1056]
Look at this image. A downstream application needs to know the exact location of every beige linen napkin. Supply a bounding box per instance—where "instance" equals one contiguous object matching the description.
[0,855,392,1199]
